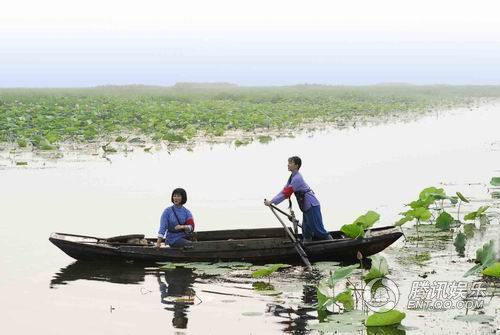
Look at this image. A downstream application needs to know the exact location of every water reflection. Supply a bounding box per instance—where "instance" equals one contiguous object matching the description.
[50,262,196,330]
[266,284,317,333]
[267,281,407,335]
[366,327,406,335]
[48,260,411,334]
[157,268,196,329]
[50,261,148,287]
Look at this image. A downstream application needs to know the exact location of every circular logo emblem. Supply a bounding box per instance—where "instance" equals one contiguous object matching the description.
[363,277,400,312]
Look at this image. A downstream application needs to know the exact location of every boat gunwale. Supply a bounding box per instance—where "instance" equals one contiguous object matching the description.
[49,226,401,252]
[50,225,399,243]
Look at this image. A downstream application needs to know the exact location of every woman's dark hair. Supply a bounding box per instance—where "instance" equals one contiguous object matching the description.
[171,188,187,205]
[288,156,302,169]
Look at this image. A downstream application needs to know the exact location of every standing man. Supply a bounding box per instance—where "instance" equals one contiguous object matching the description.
[264,156,333,242]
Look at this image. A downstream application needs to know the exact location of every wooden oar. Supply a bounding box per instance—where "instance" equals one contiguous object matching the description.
[268,205,312,271]
[269,204,301,234]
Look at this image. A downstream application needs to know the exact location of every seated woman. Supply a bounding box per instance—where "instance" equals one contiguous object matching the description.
[156,188,196,248]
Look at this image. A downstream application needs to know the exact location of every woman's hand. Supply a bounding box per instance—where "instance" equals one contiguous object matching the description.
[264,199,272,207]
[174,224,193,232]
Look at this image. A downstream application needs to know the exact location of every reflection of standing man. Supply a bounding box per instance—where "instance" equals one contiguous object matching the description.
[156,268,195,329]
[265,156,333,242]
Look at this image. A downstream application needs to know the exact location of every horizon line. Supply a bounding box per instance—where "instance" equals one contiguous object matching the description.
[2,82,500,89]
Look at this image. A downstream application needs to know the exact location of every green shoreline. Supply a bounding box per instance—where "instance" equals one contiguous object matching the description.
[1,85,500,153]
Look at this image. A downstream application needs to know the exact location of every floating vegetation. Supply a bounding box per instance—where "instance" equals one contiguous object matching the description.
[366,326,407,335]
[394,185,493,261]
[307,310,366,332]
[17,138,27,148]
[251,281,283,297]
[251,264,290,282]
[491,191,500,199]
[193,268,232,276]
[414,252,432,263]
[234,138,252,147]
[453,314,496,323]
[490,177,500,187]
[312,261,341,272]
[365,309,406,327]
[464,240,496,277]
[1,85,498,151]
[241,312,264,317]
[156,261,251,276]
[257,135,272,144]
[217,261,253,269]
[482,262,500,278]
[252,282,275,291]
[101,142,118,153]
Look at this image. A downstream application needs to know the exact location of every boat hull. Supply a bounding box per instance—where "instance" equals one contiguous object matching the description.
[49,226,402,264]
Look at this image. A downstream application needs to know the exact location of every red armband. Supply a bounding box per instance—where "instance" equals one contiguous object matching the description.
[282,186,294,198]
[186,218,195,231]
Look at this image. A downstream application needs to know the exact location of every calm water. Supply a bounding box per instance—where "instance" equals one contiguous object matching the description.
[1,103,499,334]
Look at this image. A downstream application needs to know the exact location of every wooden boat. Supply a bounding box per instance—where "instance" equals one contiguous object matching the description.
[49,226,402,264]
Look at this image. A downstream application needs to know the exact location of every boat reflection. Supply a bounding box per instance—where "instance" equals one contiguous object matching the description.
[50,261,196,330]
[265,283,317,333]
[50,261,150,286]
[267,282,406,335]
[49,262,402,333]
[157,267,196,329]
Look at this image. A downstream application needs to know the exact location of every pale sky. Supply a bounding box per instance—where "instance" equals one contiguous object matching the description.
[1,0,499,86]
